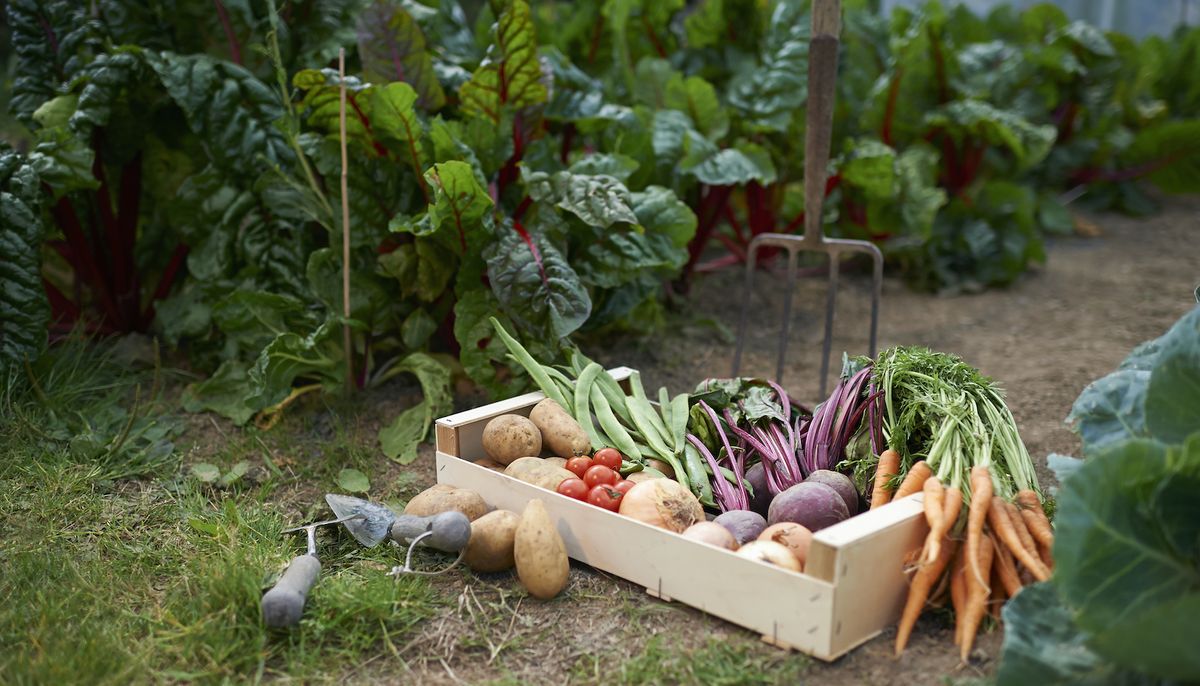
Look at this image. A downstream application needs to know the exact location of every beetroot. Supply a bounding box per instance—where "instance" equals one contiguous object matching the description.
[805,470,860,516]
[767,482,849,531]
[744,462,772,517]
[713,510,768,545]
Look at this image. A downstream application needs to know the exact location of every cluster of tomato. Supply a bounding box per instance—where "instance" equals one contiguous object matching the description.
[555,447,634,512]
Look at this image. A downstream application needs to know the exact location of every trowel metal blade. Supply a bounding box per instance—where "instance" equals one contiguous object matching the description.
[324,494,396,547]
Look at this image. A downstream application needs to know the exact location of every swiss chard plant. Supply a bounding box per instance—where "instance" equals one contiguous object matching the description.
[997,303,1200,685]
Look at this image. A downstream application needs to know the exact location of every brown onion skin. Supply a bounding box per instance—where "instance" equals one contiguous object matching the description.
[757,523,813,568]
[618,479,703,533]
[681,521,739,550]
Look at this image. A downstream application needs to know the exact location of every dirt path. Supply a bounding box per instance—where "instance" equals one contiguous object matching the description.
[214,196,1197,684]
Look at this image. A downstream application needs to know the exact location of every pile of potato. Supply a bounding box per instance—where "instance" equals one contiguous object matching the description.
[478,399,594,492]
[403,482,569,600]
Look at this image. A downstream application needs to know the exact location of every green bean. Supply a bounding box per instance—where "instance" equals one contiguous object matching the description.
[574,363,606,451]
[683,442,713,505]
[591,385,642,461]
[625,393,674,462]
[658,387,673,429]
[669,394,689,453]
[595,370,635,425]
[628,372,673,448]
[490,318,570,409]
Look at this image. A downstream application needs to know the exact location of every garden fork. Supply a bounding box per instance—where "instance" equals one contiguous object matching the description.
[731,0,883,398]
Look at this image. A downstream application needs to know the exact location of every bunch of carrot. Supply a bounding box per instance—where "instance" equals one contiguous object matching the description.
[876,453,1055,659]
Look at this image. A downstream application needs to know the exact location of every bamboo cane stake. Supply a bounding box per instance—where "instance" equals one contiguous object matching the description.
[338,48,353,392]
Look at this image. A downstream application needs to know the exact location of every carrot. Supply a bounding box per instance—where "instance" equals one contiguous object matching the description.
[894,460,933,499]
[871,449,901,509]
[1016,489,1054,549]
[1003,501,1040,561]
[960,535,995,661]
[990,531,1022,598]
[990,498,1050,581]
[1038,542,1054,570]
[895,537,957,656]
[966,466,993,589]
[927,483,962,564]
[989,564,1005,621]
[950,547,967,646]
[921,477,945,563]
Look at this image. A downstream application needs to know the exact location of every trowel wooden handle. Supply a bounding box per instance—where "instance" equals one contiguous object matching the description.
[389,511,471,553]
[261,554,321,628]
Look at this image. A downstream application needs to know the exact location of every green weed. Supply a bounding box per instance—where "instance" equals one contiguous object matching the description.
[571,635,810,685]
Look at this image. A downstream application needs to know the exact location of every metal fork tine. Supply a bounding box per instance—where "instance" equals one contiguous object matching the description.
[819,252,840,398]
[776,246,800,384]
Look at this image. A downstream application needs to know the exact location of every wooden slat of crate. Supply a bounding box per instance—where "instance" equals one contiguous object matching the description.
[433,369,927,661]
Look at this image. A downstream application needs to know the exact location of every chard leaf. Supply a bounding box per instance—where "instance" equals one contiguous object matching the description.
[523,170,638,227]
[149,52,292,180]
[839,139,897,199]
[0,153,49,373]
[7,0,103,123]
[369,82,430,182]
[727,0,809,132]
[458,0,547,122]
[425,161,493,237]
[665,74,728,140]
[1054,434,1200,682]
[182,360,257,426]
[651,109,693,162]
[568,154,639,183]
[630,186,697,249]
[1122,120,1200,194]
[356,0,446,110]
[28,127,98,195]
[681,138,777,186]
[400,308,438,349]
[454,289,516,397]
[923,100,1056,170]
[305,248,391,323]
[246,320,347,410]
[684,0,724,49]
[378,353,453,464]
[293,69,377,148]
[485,218,591,338]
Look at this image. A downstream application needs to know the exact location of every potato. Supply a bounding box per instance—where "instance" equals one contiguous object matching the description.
[473,458,506,472]
[529,399,590,458]
[627,469,667,484]
[464,510,520,572]
[514,499,569,599]
[481,414,542,466]
[504,457,576,491]
[403,484,489,521]
[543,456,568,469]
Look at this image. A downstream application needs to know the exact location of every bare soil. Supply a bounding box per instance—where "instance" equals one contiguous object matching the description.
[186,195,1199,684]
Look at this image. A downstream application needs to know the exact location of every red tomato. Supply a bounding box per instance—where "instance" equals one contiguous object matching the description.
[592,447,623,470]
[583,464,619,489]
[565,456,593,479]
[556,477,589,500]
[612,479,635,496]
[587,485,622,511]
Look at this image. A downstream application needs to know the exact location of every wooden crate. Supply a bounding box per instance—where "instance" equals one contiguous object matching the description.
[434,368,928,661]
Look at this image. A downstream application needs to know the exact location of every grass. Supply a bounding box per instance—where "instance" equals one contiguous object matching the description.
[0,340,444,684]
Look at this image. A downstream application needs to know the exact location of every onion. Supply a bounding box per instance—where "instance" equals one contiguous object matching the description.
[681,521,738,550]
[645,458,676,479]
[736,540,802,572]
[618,479,703,532]
[757,523,812,568]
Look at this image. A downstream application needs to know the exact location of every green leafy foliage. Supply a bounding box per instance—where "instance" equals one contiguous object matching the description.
[999,306,1200,684]
[458,0,547,122]
[378,353,453,463]
[0,152,49,373]
[356,0,446,110]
